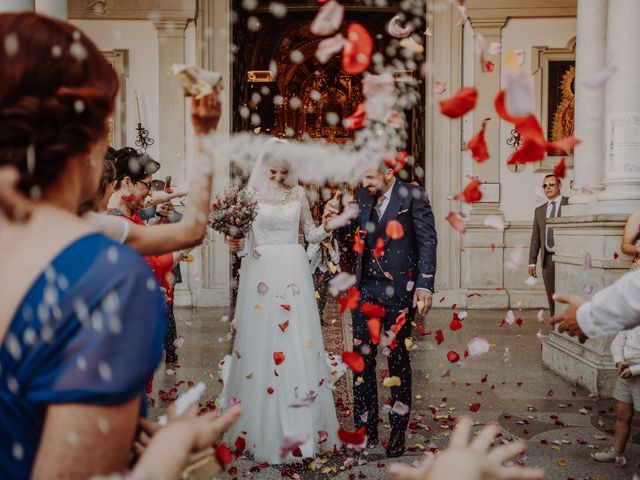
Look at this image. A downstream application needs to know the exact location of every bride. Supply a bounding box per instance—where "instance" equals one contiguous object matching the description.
[216,138,340,464]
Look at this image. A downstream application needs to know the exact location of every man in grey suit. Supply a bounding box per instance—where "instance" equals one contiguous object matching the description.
[528,174,569,316]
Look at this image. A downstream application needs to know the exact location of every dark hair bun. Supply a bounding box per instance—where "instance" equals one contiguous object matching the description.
[110,147,160,183]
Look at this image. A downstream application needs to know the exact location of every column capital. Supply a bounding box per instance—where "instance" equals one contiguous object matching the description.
[468,16,508,33]
[154,19,189,37]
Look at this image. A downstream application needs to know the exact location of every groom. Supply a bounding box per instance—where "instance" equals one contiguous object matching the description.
[327,163,437,457]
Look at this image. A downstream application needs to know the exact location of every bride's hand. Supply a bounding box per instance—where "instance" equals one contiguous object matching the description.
[227,237,245,252]
[322,191,341,230]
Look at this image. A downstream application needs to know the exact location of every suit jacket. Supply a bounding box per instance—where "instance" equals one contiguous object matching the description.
[528,196,569,265]
[337,179,437,306]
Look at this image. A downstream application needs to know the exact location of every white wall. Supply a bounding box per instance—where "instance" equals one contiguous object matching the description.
[498,17,576,221]
[70,19,161,162]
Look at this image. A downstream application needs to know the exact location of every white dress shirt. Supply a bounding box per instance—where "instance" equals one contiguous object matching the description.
[577,269,640,338]
[376,177,395,217]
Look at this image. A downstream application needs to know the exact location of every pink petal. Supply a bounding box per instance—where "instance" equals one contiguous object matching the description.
[504,310,515,325]
[583,252,592,270]
[326,201,359,229]
[503,70,532,118]
[488,42,501,55]
[467,337,490,357]
[434,80,447,95]
[362,73,396,122]
[310,0,344,36]
[536,331,550,344]
[328,272,357,297]
[280,432,312,458]
[505,246,525,270]
[387,14,411,38]
[503,347,511,363]
[172,335,185,348]
[483,215,505,231]
[257,282,269,294]
[537,309,545,322]
[315,33,346,63]
[445,211,467,233]
[525,276,538,286]
[391,401,410,416]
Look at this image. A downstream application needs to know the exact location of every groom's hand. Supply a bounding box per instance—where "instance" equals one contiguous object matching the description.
[413,289,433,316]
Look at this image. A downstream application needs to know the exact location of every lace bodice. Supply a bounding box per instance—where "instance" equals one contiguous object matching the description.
[251,185,327,247]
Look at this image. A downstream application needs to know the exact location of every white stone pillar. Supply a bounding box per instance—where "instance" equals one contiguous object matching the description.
[599,0,640,202]
[154,20,188,184]
[570,0,607,203]
[35,0,67,19]
[0,0,34,13]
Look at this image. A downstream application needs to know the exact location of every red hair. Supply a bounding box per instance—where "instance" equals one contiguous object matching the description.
[0,12,119,195]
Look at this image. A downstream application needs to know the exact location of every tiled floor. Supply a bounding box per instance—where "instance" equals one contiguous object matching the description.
[150,307,635,480]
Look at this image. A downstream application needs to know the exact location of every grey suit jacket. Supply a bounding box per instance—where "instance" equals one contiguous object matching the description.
[528,196,569,265]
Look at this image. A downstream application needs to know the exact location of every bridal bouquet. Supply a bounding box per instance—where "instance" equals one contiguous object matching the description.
[209,186,258,239]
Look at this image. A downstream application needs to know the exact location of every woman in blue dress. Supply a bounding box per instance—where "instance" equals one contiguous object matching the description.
[0,12,167,479]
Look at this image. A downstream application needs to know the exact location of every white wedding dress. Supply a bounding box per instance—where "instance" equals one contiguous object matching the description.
[216,183,341,464]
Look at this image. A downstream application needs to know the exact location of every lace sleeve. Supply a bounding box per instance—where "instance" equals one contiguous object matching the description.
[299,187,329,244]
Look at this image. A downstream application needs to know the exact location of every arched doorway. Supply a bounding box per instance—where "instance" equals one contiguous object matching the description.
[231,0,426,181]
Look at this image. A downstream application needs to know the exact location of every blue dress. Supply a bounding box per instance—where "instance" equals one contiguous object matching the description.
[0,234,167,479]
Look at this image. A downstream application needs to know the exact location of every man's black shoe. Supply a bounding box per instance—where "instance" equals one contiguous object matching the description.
[385,428,406,458]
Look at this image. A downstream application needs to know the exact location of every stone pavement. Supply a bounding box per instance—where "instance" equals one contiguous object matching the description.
[150,307,637,480]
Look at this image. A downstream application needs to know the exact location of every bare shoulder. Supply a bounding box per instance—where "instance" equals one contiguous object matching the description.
[0,207,97,327]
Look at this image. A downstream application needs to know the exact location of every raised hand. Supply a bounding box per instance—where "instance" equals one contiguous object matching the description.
[389,417,545,480]
[191,86,222,136]
[322,191,341,231]
[549,293,587,343]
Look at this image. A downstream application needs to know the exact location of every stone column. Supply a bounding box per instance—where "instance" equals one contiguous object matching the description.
[570,0,607,204]
[154,20,188,184]
[35,0,67,19]
[598,0,640,203]
[463,17,510,308]
[0,0,34,13]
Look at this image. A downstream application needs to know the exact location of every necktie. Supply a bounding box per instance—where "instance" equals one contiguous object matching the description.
[547,201,557,249]
[375,194,385,217]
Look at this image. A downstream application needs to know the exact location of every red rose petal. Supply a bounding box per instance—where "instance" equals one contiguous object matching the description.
[553,157,566,179]
[352,233,365,254]
[267,387,274,395]
[338,287,360,314]
[342,23,373,75]
[234,436,246,456]
[345,103,366,130]
[278,321,289,332]
[447,350,460,363]
[273,351,285,366]
[469,402,481,412]
[361,302,386,318]
[373,237,385,258]
[454,178,483,203]
[338,426,367,446]
[280,304,291,312]
[342,351,365,373]
[435,329,444,345]
[450,317,463,331]
[215,443,234,468]
[483,60,495,72]
[439,87,477,118]
[466,118,491,163]
[385,220,404,240]
[367,318,381,345]
[446,211,467,233]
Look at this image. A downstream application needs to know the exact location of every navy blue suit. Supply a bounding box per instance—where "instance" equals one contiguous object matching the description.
[337,179,437,435]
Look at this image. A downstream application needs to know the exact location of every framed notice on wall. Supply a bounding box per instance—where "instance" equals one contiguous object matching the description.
[478,183,500,203]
